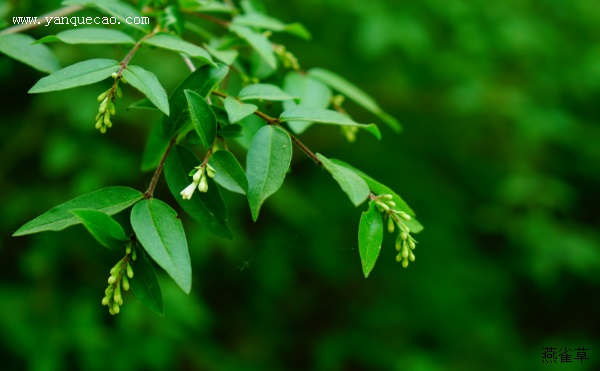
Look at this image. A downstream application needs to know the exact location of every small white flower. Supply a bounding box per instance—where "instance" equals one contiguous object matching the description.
[180,182,197,200]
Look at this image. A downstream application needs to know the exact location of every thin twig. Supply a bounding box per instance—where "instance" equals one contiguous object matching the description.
[0,5,84,35]
[184,11,231,28]
[144,138,176,198]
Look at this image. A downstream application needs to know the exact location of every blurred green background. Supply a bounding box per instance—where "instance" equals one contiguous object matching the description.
[1,0,599,370]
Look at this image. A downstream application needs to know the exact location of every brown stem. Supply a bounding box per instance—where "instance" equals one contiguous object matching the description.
[144,137,177,198]
[281,126,323,167]
[0,5,84,35]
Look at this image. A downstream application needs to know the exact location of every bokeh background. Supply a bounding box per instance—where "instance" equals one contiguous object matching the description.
[1,0,599,370]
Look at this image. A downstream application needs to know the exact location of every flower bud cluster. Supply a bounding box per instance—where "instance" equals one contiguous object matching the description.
[273,44,300,70]
[102,244,137,315]
[374,194,418,268]
[180,163,216,200]
[94,73,125,134]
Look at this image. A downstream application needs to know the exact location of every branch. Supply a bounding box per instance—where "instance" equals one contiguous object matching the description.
[144,137,177,199]
[184,11,231,28]
[0,5,84,35]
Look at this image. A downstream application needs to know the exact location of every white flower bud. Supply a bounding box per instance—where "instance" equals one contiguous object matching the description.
[97,91,108,102]
[108,275,117,284]
[387,217,395,233]
[409,251,415,262]
[111,72,118,79]
[206,164,216,178]
[180,182,196,200]
[198,175,208,193]
[402,259,409,268]
[192,169,202,182]
[102,296,110,306]
[409,240,416,250]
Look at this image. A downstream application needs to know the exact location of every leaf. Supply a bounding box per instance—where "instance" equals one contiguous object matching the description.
[131,199,192,294]
[162,63,229,138]
[13,186,143,236]
[358,201,384,277]
[316,154,369,207]
[143,33,214,66]
[37,28,135,45]
[184,90,216,149]
[279,107,381,140]
[230,25,277,69]
[232,13,311,40]
[70,209,128,250]
[238,83,295,101]
[209,150,249,195]
[223,96,257,124]
[28,59,119,94]
[0,34,60,73]
[122,65,170,116]
[130,247,164,316]
[129,97,159,111]
[219,124,243,138]
[246,125,292,221]
[330,159,423,234]
[163,145,232,239]
[308,68,402,132]
[142,120,170,172]
[282,71,332,134]
[63,0,150,31]
[204,43,238,65]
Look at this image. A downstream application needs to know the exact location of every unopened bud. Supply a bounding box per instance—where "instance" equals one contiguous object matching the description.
[192,169,202,182]
[122,275,130,291]
[382,194,393,200]
[114,293,122,305]
[402,259,409,268]
[126,263,134,279]
[401,232,408,241]
[387,217,395,233]
[132,248,137,261]
[120,77,128,84]
[97,91,108,102]
[409,240,416,250]
[116,86,122,98]
[109,102,116,116]
[395,241,401,251]
[198,175,208,193]
[108,275,117,284]
[110,260,123,275]
[399,212,411,221]
[396,253,402,263]
[409,251,415,262]
[103,113,111,126]
[95,118,103,130]
[111,72,118,79]
[112,302,120,314]
[206,164,216,178]
[102,296,110,306]
[387,201,396,208]
[126,245,131,255]
[109,308,115,315]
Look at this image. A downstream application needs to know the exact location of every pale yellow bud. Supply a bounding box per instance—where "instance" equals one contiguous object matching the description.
[102,296,109,306]
[198,175,208,193]
[402,259,409,268]
[387,217,395,233]
[126,263,134,279]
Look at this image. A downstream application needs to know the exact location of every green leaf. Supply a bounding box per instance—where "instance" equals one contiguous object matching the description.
[316,154,369,207]
[70,209,128,250]
[122,65,170,116]
[129,97,159,111]
[204,42,238,65]
[232,13,311,40]
[209,150,249,195]
[143,33,214,66]
[282,71,332,134]
[130,247,164,316]
[163,145,232,239]
[0,34,60,73]
[184,90,216,149]
[63,0,150,31]
[238,83,295,101]
[131,199,192,294]
[13,186,143,236]
[28,58,119,94]
[246,125,292,221]
[37,28,135,45]
[330,159,423,234]
[223,96,257,124]
[162,63,229,138]
[230,25,276,69]
[308,68,402,132]
[279,107,381,140]
[219,124,243,138]
[142,120,170,172]
[358,201,384,278]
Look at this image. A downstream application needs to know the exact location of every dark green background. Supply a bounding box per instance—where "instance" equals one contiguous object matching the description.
[1,0,599,370]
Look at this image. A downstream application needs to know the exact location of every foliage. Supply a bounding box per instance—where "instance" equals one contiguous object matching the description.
[3,0,422,318]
